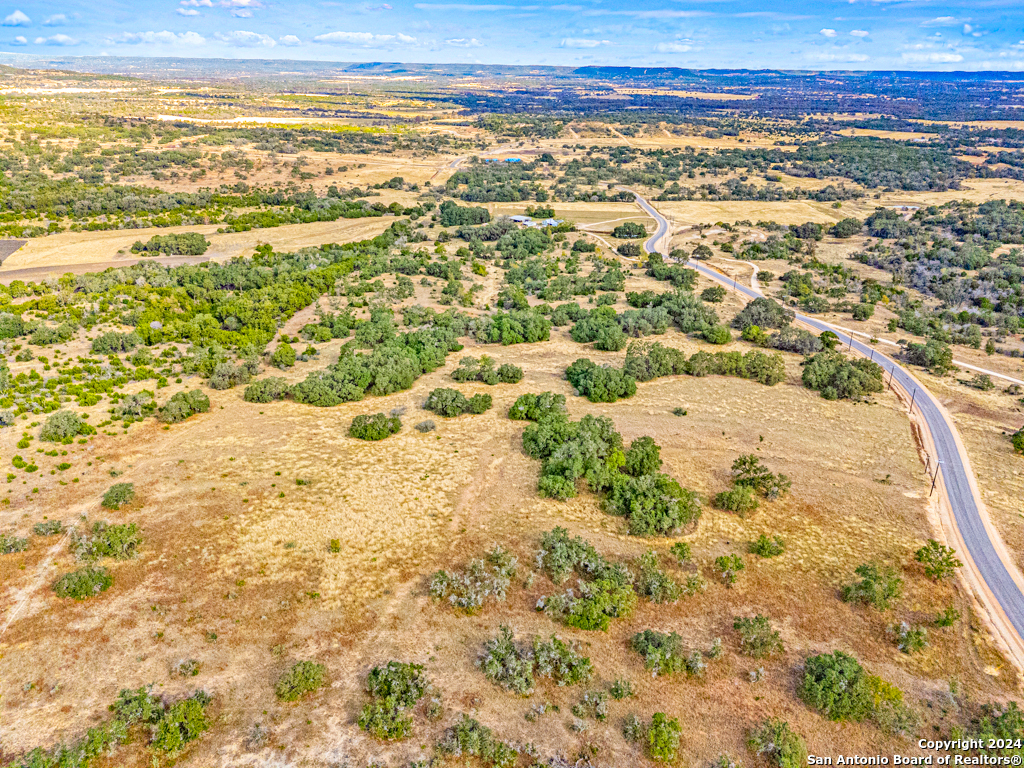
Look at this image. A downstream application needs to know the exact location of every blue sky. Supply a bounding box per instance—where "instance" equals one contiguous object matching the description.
[0,0,1022,70]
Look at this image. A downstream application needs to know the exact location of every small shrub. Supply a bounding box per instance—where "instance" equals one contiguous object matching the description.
[33,520,65,536]
[1013,426,1024,454]
[565,358,636,403]
[714,554,745,587]
[852,303,875,321]
[1,533,28,554]
[747,718,808,768]
[358,661,429,741]
[610,678,635,699]
[275,660,327,701]
[631,629,687,677]
[935,605,961,627]
[669,541,691,563]
[173,659,203,677]
[453,355,523,385]
[635,550,683,603]
[701,286,727,303]
[573,690,609,722]
[841,563,903,610]
[91,331,141,354]
[714,485,759,516]
[41,410,95,442]
[497,363,523,383]
[623,713,644,742]
[425,387,471,417]
[624,436,662,476]
[702,325,732,345]
[607,473,703,536]
[415,419,437,432]
[480,625,535,695]
[151,692,212,754]
[508,391,567,421]
[53,566,113,599]
[799,651,873,722]
[891,622,928,654]
[243,377,290,403]
[358,699,413,741]
[269,342,297,369]
[613,221,647,238]
[536,527,603,584]
[436,715,517,768]
[159,390,210,423]
[101,482,135,510]
[539,576,637,631]
[742,324,770,345]
[731,454,791,500]
[749,534,784,558]
[113,392,156,422]
[914,539,962,581]
[734,615,784,658]
[72,521,142,561]
[466,393,493,414]
[646,713,682,763]
[533,634,594,686]
[349,412,401,441]
[431,545,517,613]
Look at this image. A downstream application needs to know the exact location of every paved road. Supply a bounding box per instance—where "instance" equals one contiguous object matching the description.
[632,190,1024,654]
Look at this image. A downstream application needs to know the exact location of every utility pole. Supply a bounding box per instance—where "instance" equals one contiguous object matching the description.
[909,387,917,415]
[887,367,894,390]
[930,461,942,497]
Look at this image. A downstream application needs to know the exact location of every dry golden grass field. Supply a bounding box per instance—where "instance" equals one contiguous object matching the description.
[1,80,1024,765]
[0,267,1017,766]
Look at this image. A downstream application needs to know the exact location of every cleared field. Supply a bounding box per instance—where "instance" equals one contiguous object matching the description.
[0,217,396,273]
[660,199,849,227]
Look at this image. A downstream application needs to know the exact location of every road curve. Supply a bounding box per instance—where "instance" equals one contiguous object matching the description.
[632,190,1024,669]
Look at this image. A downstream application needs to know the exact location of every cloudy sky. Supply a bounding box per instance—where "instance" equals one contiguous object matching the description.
[1,0,1022,70]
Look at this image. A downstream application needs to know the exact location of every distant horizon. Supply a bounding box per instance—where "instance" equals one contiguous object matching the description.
[0,0,1021,72]
[6,52,1024,80]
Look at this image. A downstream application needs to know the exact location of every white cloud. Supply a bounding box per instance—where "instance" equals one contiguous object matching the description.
[10,34,25,44]
[921,16,959,27]
[850,29,869,37]
[560,37,609,48]
[43,14,68,26]
[414,3,524,10]
[2,10,30,26]
[654,41,692,53]
[445,37,482,47]
[180,0,260,15]
[278,34,301,45]
[177,8,201,15]
[809,51,870,62]
[901,51,963,63]
[214,29,275,46]
[34,34,79,45]
[313,30,417,45]
[110,30,206,45]
[585,8,705,18]
[820,28,837,37]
